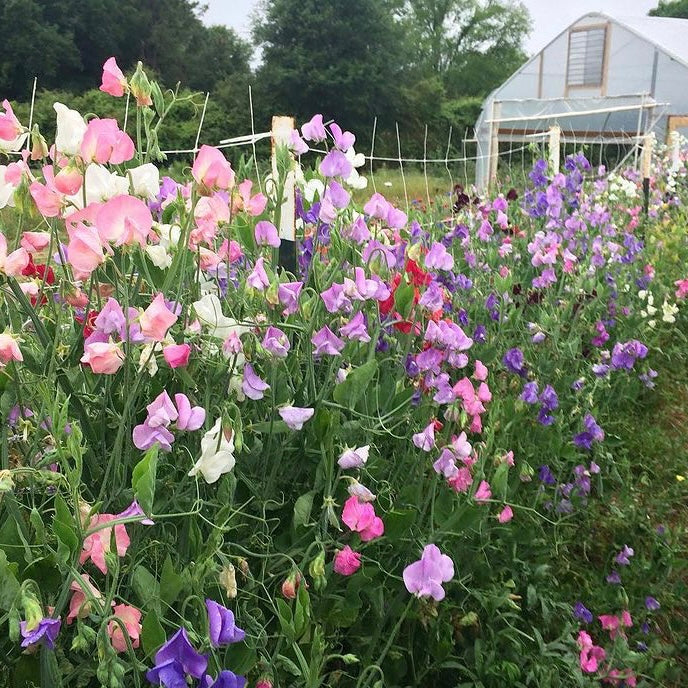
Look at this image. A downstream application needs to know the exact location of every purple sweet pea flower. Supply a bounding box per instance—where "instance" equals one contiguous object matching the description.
[146,628,208,684]
[247,257,270,291]
[242,364,270,401]
[320,282,352,314]
[645,596,660,611]
[418,281,444,311]
[330,122,355,151]
[205,599,245,647]
[278,282,303,315]
[20,617,61,649]
[425,242,454,271]
[301,114,327,142]
[403,544,454,601]
[611,340,648,370]
[538,465,556,485]
[606,570,621,584]
[503,348,526,376]
[262,326,290,358]
[319,150,353,178]
[325,180,351,209]
[311,326,345,356]
[412,422,436,452]
[279,406,314,430]
[133,422,175,452]
[118,500,155,525]
[573,602,593,624]
[520,382,539,404]
[573,413,605,450]
[254,221,281,248]
[339,312,371,343]
[201,671,247,688]
[146,391,179,428]
[539,385,558,411]
[615,545,634,566]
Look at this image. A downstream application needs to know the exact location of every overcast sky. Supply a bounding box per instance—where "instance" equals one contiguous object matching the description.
[203,0,659,55]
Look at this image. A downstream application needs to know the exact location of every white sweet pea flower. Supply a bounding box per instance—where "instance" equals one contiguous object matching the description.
[0,133,27,154]
[345,167,368,190]
[65,164,129,211]
[0,166,17,209]
[145,244,172,269]
[662,299,679,323]
[192,294,249,340]
[54,102,87,156]
[303,178,325,203]
[128,163,160,200]
[156,223,181,249]
[345,146,366,168]
[138,342,161,377]
[189,418,235,484]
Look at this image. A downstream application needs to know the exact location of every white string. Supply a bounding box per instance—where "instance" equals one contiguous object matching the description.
[26,77,37,151]
[193,92,210,153]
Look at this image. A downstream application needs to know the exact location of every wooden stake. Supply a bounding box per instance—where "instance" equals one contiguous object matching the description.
[271,116,297,272]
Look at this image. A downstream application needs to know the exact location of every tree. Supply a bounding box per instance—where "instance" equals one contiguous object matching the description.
[649,0,688,17]
[399,0,531,97]
[253,0,408,137]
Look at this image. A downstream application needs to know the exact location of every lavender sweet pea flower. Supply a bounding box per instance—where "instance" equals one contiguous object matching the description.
[425,242,454,271]
[520,381,539,404]
[645,596,660,611]
[403,544,454,601]
[247,257,270,291]
[330,122,355,151]
[278,282,303,315]
[419,281,444,311]
[606,570,621,584]
[539,385,558,411]
[242,364,270,401]
[340,312,371,343]
[311,326,345,356]
[319,150,353,178]
[174,394,205,431]
[118,500,155,525]
[338,445,370,469]
[133,422,175,452]
[412,422,435,452]
[254,221,281,248]
[205,599,245,647]
[615,545,634,566]
[320,282,352,313]
[201,671,247,688]
[20,617,61,649]
[325,180,350,209]
[279,406,314,430]
[301,114,326,142]
[262,326,290,358]
[147,628,208,683]
[146,391,179,428]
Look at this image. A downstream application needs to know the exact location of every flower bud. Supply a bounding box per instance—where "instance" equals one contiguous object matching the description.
[219,564,237,599]
[130,62,153,107]
[30,125,48,160]
[308,550,327,591]
[281,571,302,599]
[21,592,43,632]
[256,678,273,688]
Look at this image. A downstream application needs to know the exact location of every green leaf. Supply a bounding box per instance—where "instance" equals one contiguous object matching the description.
[52,494,79,564]
[492,462,509,500]
[150,82,165,118]
[275,599,295,644]
[333,360,378,409]
[132,446,159,516]
[132,565,160,611]
[393,278,415,317]
[159,555,184,606]
[29,508,45,545]
[293,492,315,530]
[0,549,20,609]
[275,654,301,677]
[141,611,166,656]
[294,584,310,638]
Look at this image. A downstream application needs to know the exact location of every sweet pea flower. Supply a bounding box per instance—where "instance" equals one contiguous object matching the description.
[80,118,135,165]
[301,114,327,142]
[174,394,206,431]
[96,194,153,246]
[192,145,235,191]
[412,421,436,452]
[80,512,131,574]
[473,360,488,381]
[319,149,353,178]
[247,256,270,290]
[20,231,51,253]
[54,102,87,156]
[333,546,362,575]
[201,671,247,688]
[425,242,454,271]
[497,505,514,523]
[474,480,492,502]
[347,480,376,502]
[0,332,22,364]
[403,544,454,601]
[341,495,384,541]
[330,122,355,151]
[67,224,106,278]
[340,311,371,342]
[20,617,61,650]
[128,163,160,200]
[205,599,246,647]
[140,294,178,341]
[0,100,23,141]
[189,418,235,484]
[192,294,248,341]
[0,233,28,276]
[242,363,270,401]
[311,325,345,356]
[338,445,370,469]
[237,179,268,216]
[100,57,127,97]
[262,326,290,358]
[254,220,281,248]
[67,574,101,624]
[146,628,208,685]
[279,406,314,430]
[577,630,606,673]
[81,341,125,374]
[108,604,142,653]
[163,343,191,368]
[615,545,634,566]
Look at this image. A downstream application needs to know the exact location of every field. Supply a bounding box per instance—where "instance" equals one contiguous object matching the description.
[0,63,687,688]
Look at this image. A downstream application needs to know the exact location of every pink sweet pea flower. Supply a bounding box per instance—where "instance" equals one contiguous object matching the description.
[100,57,127,98]
[254,220,281,248]
[599,614,622,639]
[474,480,492,502]
[473,360,488,381]
[497,505,514,523]
[577,630,606,673]
[163,343,191,368]
[0,233,28,276]
[0,332,22,364]
[0,100,23,141]
[20,231,51,253]
[237,179,267,216]
[674,278,688,300]
[333,546,362,575]
[80,118,135,165]
[67,224,106,278]
[29,179,62,218]
[81,341,124,374]
[403,544,454,601]
[448,467,473,493]
[67,574,101,624]
[80,513,131,574]
[341,495,384,542]
[96,194,153,247]
[108,604,142,653]
[174,393,205,431]
[139,293,178,341]
[192,145,235,192]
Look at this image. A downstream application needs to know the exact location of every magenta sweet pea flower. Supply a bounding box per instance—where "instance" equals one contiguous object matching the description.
[403,544,454,601]
[262,326,290,358]
[474,480,492,502]
[341,495,384,541]
[311,325,345,356]
[333,546,361,575]
[205,599,245,647]
[254,221,281,248]
[279,406,314,430]
[242,364,270,401]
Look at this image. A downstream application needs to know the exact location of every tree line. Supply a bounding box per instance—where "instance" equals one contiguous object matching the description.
[3,0,685,160]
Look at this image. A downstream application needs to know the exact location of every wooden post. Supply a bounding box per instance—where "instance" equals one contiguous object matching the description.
[548,124,561,175]
[488,100,501,188]
[640,133,654,216]
[271,116,297,272]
